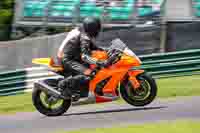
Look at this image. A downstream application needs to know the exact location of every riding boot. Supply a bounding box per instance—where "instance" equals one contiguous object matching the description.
[58,77,73,99]
[70,75,90,101]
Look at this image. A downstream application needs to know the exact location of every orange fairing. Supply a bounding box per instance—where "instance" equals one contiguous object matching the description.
[91,50,108,60]
[89,52,142,97]
[90,50,108,69]
[119,55,141,66]
[128,70,144,89]
[90,67,128,97]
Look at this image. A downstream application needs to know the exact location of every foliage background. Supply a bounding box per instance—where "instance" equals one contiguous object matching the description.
[0,0,14,41]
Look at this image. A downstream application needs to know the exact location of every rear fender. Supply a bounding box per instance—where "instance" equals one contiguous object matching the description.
[127,69,144,89]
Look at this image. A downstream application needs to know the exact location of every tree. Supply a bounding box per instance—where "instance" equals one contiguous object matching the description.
[0,0,14,41]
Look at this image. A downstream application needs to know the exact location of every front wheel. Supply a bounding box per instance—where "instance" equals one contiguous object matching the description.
[120,72,157,106]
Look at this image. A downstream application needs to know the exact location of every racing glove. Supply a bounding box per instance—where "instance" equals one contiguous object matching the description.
[80,34,108,67]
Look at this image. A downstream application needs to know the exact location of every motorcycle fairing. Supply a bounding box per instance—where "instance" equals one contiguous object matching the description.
[128,69,144,89]
[90,67,128,96]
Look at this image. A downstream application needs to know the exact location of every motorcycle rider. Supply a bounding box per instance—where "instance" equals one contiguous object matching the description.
[57,17,109,99]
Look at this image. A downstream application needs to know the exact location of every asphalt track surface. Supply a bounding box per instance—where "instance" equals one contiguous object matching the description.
[0,96,200,133]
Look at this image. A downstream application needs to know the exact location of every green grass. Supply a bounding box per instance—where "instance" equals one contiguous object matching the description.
[0,93,35,114]
[58,120,200,133]
[0,75,200,114]
[157,75,200,97]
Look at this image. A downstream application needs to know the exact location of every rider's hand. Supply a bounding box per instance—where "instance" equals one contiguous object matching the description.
[96,60,108,68]
[96,50,121,68]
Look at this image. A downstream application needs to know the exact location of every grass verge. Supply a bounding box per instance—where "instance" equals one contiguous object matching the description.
[58,120,200,133]
[0,75,200,114]
[156,75,200,97]
[0,93,35,114]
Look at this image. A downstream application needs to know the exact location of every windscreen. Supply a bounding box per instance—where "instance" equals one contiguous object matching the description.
[109,38,127,52]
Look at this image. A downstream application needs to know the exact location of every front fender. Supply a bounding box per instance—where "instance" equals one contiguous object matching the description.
[127,68,144,89]
[128,68,144,77]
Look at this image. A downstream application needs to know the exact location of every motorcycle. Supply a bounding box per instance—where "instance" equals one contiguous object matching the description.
[32,38,157,116]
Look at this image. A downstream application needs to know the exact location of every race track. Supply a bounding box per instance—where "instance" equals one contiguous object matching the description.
[0,96,200,133]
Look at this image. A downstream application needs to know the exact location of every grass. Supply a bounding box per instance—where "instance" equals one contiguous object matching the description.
[156,75,200,97]
[0,75,200,114]
[0,93,35,114]
[58,120,200,133]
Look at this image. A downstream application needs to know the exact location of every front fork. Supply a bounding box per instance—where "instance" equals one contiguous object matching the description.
[128,70,144,89]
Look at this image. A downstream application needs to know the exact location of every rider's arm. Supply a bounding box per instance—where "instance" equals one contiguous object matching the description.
[80,34,105,65]
[80,34,120,67]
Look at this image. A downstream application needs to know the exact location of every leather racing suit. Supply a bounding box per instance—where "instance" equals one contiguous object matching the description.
[57,27,104,98]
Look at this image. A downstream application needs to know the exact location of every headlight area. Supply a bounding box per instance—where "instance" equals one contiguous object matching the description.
[123,48,142,64]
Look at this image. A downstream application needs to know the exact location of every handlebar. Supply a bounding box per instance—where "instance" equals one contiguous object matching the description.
[89,49,122,78]
[107,49,122,65]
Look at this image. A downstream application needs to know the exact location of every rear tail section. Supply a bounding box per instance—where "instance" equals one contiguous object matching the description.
[32,58,51,66]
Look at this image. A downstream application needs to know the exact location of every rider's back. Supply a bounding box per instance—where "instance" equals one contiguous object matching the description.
[57,28,81,61]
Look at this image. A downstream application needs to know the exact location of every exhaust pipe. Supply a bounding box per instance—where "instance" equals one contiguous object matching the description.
[34,81,66,99]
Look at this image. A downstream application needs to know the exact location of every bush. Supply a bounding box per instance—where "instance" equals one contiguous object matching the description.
[0,9,12,26]
[0,0,14,41]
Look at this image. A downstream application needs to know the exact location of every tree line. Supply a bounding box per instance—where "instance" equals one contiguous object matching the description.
[0,0,14,41]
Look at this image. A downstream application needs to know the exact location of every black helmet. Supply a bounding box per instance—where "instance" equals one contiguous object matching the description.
[83,17,101,38]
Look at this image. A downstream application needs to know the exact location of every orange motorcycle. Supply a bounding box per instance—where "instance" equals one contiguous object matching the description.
[32,38,157,116]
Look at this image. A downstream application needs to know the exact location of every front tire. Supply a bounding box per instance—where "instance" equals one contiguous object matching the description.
[120,72,157,106]
[32,88,71,116]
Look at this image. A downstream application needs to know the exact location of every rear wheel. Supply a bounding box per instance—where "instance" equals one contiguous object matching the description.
[32,79,71,116]
[120,72,157,106]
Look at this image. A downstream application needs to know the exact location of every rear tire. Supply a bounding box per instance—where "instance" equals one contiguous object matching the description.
[120,72,157,106]
[32,87,71,117]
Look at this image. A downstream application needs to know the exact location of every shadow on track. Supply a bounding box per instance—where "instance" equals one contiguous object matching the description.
[63,106,167,117]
